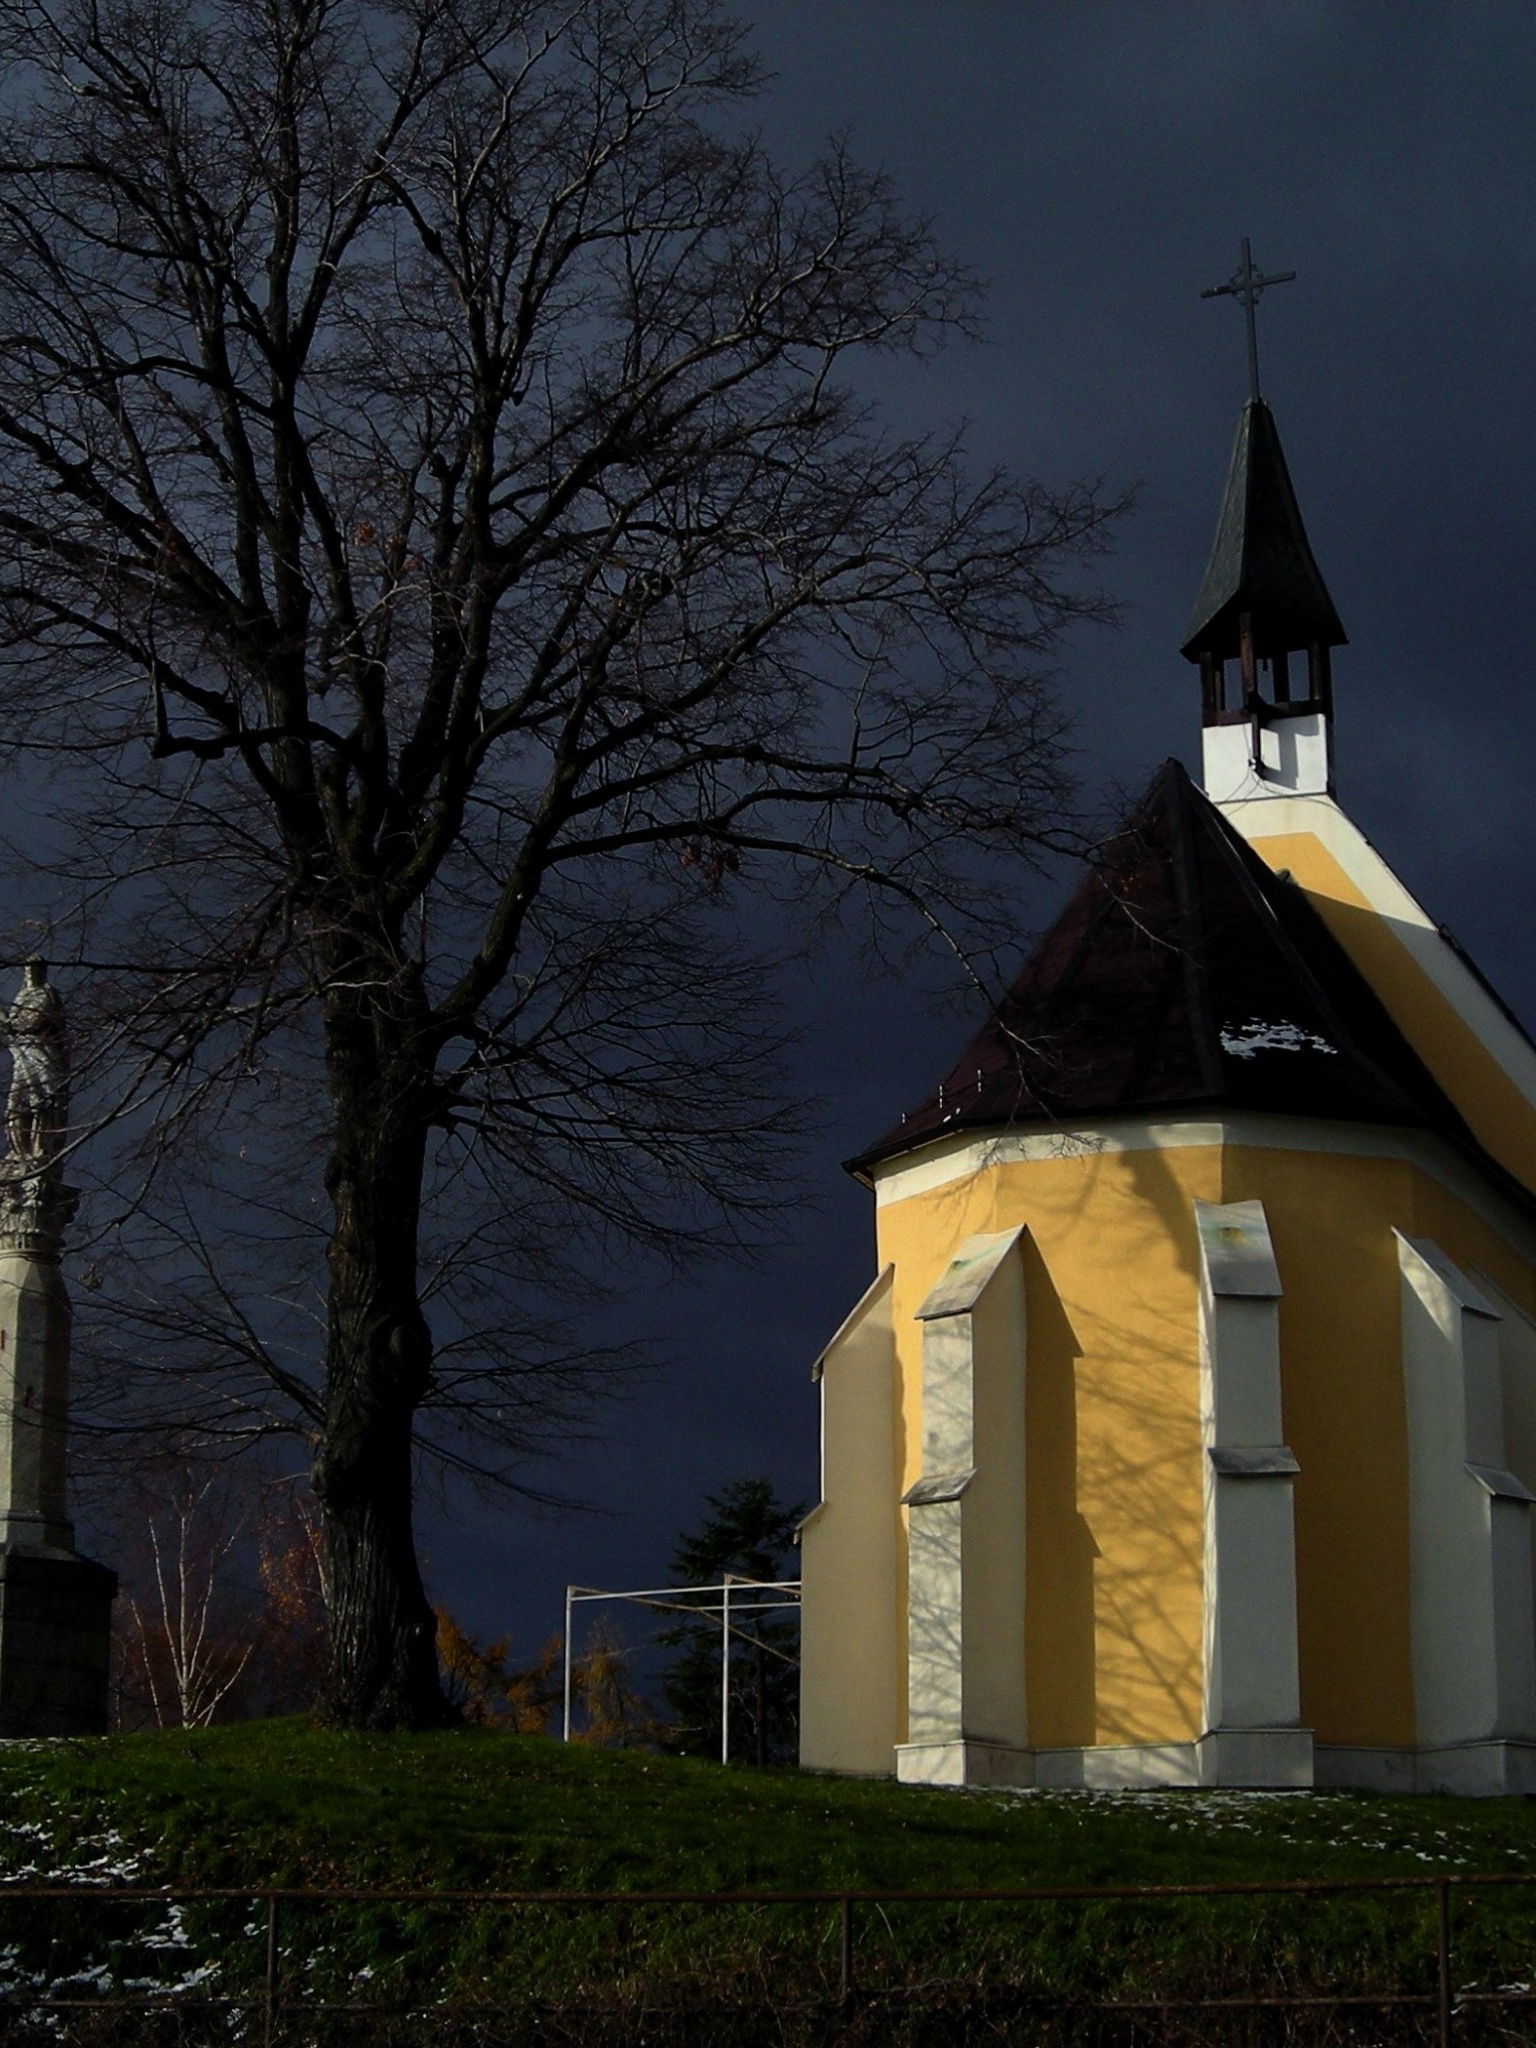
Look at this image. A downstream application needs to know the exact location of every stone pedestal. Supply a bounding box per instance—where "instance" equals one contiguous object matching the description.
[0,1171,115,1736]
[0,1550,114,1736]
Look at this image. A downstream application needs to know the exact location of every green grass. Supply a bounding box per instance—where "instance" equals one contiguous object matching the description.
[4,1717,1534,1890]
[1,1721,1536,2030]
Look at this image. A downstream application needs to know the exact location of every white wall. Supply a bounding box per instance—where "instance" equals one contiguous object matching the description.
[1202,710,1331,804]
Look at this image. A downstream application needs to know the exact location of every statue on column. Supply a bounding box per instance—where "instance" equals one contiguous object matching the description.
[3,959,66,1170]
[0,952,113,1738]
[0,961,72,1250]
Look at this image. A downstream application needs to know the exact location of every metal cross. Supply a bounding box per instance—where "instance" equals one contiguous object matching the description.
[1201,237,1296,403]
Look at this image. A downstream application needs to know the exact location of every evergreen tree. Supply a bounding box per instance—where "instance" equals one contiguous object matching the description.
[662,1479,803,1765]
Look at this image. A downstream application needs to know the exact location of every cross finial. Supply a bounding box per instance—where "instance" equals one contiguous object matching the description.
[1201,238,1296,404]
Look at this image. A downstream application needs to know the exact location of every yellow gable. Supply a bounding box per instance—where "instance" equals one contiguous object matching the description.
[1225,792,1536,1199]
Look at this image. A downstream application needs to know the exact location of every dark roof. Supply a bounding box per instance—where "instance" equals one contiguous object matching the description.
[851,762,1507,1184]
[1181,400,1347,662]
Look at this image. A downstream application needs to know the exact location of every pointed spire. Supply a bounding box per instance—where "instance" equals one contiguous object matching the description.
[1182,400,1346,666]
[1184,399,1347,800]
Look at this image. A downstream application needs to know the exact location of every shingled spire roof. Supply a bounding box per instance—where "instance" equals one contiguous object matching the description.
[1181,400,1347,664]
[852,762,1500,1181]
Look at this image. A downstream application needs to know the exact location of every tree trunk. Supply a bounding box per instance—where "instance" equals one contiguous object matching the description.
[311,963,447,1729]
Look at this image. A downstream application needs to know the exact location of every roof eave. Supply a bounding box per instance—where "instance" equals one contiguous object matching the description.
[846,1103,1536,1232]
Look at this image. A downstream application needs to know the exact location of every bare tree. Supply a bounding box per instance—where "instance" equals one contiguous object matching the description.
[118,1464,258,1729]
[0,0,1123,1725]
[113,1461,329,1726]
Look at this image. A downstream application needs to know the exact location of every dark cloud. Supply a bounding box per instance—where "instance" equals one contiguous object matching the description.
[432,4,1536,1652]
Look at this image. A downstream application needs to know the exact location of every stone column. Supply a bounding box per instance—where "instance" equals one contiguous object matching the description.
[0,965,114,1736]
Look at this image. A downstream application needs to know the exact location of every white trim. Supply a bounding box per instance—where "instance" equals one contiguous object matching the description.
[1315,1742,1536,1797]
[871,1114,1536,1267]
[904,1228,1029,1757]
[1312,1746,1418,1794]
[902,1469,975,1506]
[1194,1199,1306,1770]
[810,1264,893,1379]
[1397,1235,1499,1319]
[871,1120,1228,1205]
[1033,1743,1198,1789]
[1221,791,1536,1118]
[880,1738,1536,1796]
[895,1739,1034,1788]
[1397,1233,1536,1747]
[1472,1265,1536,1336]
[1196,1728,1314,1788]
[1466,1463,1536,1503]
[916,1230,1022,1319]
[1195,1197,1283,1299]
[1210,1447,1300,1477]
[981,1737,1308,1792]
[1413,1741,1536,1796]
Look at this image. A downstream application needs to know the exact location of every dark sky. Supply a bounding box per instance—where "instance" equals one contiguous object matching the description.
[431,3,1536,1656]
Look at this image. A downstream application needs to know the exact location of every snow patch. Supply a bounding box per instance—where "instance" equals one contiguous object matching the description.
[0,1786,222,2010]
[1220,1018,1338,1061]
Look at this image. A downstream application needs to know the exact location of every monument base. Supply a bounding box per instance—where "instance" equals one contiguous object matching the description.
[0,1547,115,1736]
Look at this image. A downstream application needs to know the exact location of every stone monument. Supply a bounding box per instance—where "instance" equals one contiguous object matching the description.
[0,960,114,1734]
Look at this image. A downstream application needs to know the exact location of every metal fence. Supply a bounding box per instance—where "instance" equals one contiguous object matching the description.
[1,1869,1534,2042]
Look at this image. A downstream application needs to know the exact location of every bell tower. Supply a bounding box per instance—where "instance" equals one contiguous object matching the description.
[1187,242,1347,803]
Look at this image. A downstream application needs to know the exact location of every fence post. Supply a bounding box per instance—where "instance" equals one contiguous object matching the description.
[839,1894,854,2007]
[264,1894,279,2048]
[721,1578,732,1766]
[562,1587,574,1742]
[1436,1876,1453,2048]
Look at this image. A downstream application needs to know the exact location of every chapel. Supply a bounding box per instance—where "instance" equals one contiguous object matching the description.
[798,389,1536,1795]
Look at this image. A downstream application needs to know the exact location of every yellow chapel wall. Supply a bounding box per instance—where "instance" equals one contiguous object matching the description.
[874,1141,1221,1751]
[872,1126,1536,1763]
[1224,1142,1536,1749]
[1218,1145,1408,1748]
[1219,1144,1418,1747]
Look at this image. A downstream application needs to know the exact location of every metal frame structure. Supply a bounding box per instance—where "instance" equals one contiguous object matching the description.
[562,1575,801,1762]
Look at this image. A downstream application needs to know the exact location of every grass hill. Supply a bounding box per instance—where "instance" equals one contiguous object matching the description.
[1,1722,1535,2036]
[2,1718,1534,1891]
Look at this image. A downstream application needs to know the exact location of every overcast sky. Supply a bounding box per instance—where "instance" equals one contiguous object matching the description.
[434,3,1536,1658]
